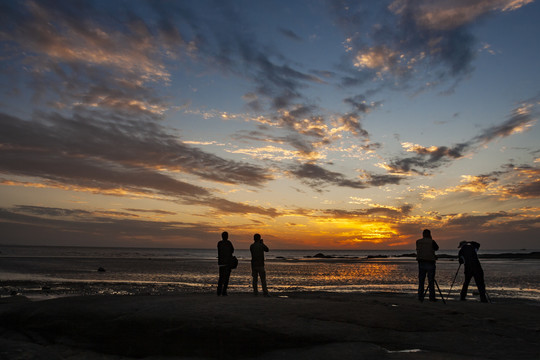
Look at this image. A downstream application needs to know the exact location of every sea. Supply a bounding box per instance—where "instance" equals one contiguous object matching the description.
[1,246,539,302]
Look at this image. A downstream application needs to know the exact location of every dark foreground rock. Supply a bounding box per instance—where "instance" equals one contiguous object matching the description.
[0,293,539,359]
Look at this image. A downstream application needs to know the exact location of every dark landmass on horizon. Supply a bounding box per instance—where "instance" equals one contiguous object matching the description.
[304,252,540,260]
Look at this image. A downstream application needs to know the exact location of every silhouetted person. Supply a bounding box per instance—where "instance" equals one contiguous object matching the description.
[250,233,269,296]
[416,229,439,302]
[217,231,234,296]
[458,241,488,303]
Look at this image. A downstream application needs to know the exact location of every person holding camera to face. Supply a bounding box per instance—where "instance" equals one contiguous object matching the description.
[250,233,269,296]
[416,229,439,302]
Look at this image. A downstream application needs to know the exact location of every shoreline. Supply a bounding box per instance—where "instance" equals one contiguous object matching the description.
[3,279,540,304]
[1,292,539,359]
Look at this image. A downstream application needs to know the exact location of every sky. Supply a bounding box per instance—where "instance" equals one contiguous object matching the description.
[0,0,539,250]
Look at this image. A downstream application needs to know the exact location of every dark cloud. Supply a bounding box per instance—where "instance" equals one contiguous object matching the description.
[0,201,283,248]
[232,130,320,157]
[151,2,344,150]
[289,163,366,190]
[288,163,405,190]
[124,208,177,216]
[400,204,413,215]
[190,197,280,218]
[473,106,536,144]
[437,210,540,248]
[445,211,509,227]
[0,206,219,247]
[0,111,271,189]
[338,113,369,138]
[391,213,540,249]
[0,0,174,119]
[386,105,536,174]
[279,28,303,41]
[235,93,380,157]
[365,173,404,187]
[329,0,478,88]
[323,204,413,219]
[13,205,92,218]
[508,180,540,199]
[387,143,469,174]
[250,57,324,110]
[503,164,540,199]
[0,110,286,217]
[344,95,379,114]
[0,147,210,198]
[0,0,381,174]
[151,1,325,113]
[333,93,383,140]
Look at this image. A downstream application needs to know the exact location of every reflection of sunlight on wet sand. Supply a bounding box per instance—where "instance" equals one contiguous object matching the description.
[265,261,414,289]
[268,284,416,293]
[315,262,396,283]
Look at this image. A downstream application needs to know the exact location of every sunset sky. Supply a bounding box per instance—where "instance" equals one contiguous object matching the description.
[1,0,539,250]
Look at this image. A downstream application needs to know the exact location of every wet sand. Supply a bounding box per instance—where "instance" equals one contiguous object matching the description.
[0,292,539,359]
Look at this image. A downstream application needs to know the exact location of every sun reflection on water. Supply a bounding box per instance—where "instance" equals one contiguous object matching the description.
[262,261,414,289]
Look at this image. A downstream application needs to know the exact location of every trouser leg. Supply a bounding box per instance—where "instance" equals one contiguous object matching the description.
[474,268,487,302]
[418,265,427,300]
[461,272,472,300]
[218,266,224,295]
[427,264,436,300]
[259,268,268,295]
[218,266,230,295]
[252,267,259,294]
[222,267,231,295]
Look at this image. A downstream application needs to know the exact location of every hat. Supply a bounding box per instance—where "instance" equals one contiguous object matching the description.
[458,241,468,248]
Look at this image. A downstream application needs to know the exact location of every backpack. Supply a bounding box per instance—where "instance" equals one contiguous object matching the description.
[230,256,238,269]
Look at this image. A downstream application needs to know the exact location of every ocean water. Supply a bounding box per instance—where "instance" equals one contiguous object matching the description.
[1,246,539,302]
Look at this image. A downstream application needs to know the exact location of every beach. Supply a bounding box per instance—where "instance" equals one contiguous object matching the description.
[1,292,539,359]
[1,246,539,359]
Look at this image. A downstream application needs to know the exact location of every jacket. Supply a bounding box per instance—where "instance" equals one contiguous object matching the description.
[416,237,439,262]
[459,241,482,269]
[250,241,269,267]
[217,240,234,266]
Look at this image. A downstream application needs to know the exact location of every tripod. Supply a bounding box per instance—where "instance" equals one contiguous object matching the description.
[447,263,461,299]
[422,278,446,304]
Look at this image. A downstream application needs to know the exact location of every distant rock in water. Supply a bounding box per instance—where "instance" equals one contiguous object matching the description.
[366,255,388,259]
[313,253,333,258]
[395,252,540,259]
[478,252,540,259]
[97,267,106,272]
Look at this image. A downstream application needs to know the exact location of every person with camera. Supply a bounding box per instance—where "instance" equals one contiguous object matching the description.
[458,241,488,303]
[416,229,439,302]
[250,233,269,296]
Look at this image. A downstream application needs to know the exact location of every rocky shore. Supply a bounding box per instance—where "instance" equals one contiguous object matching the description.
[1,292,539,359]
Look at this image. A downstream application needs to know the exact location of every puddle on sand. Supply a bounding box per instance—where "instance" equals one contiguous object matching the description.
[385,349,424,353]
